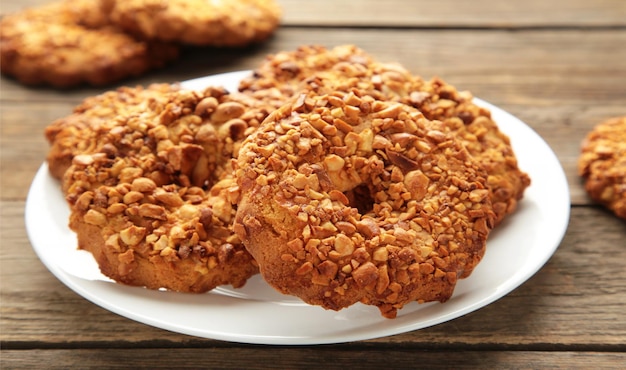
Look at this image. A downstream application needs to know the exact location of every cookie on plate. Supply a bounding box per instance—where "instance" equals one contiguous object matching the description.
[60,85,277,292]
[0,0,179,87]
[107,0,281,46]
[239,45,531,225]
[578,116,626,219]
[234,88,494,318]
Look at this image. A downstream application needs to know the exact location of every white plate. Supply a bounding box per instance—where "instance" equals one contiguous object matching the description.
[25,71,570,345]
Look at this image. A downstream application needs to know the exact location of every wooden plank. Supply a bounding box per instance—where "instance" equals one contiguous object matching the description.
[278,0,626,28]
[2,201,625,347]
[0,101,76,200]
[2,349,626,369]
[2,0,625,28]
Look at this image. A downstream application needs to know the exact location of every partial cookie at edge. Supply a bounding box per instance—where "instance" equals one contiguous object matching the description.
[578,116,626,219]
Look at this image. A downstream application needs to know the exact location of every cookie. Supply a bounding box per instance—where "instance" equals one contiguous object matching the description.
[0,0,179,87]
[234,89,494,318]
[578,116,626,219]
[61,86,276,292]
[239,45,531,225]
[107,0,281,46]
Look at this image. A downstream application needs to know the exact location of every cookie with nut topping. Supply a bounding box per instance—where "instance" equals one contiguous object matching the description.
[234,89,495,318]
[239,45,530,225]
[107,0,281,46]
[0,0,179,87]
[60,86,276,292]
[578,116,626,219]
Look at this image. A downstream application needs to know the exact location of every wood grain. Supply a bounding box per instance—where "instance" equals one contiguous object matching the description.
[2,349,626,369]
[1,0,625,367]
[279,0,626,28]
[2,0,625,28]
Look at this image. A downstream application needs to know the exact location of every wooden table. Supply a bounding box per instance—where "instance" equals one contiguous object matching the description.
[2,0,626,368]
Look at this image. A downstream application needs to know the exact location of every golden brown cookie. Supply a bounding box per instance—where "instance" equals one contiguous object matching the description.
[107,0,281,46]
[239,45,530,225]
[234,89,495,318]
[578,116,626,219]
[0,0,179,87]
[60,86,275,292]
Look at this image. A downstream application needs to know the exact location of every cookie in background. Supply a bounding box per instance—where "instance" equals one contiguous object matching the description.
[106,0,282,47]
[0,0,179,88]
[0,0,282,88]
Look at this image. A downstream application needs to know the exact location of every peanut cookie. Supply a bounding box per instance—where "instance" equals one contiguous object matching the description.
[578,116,626,219]
[234,89,495,318]
[239,45,530,225]
[0,0,178,87]
[61,86,275,292]
[107,0,281,46]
